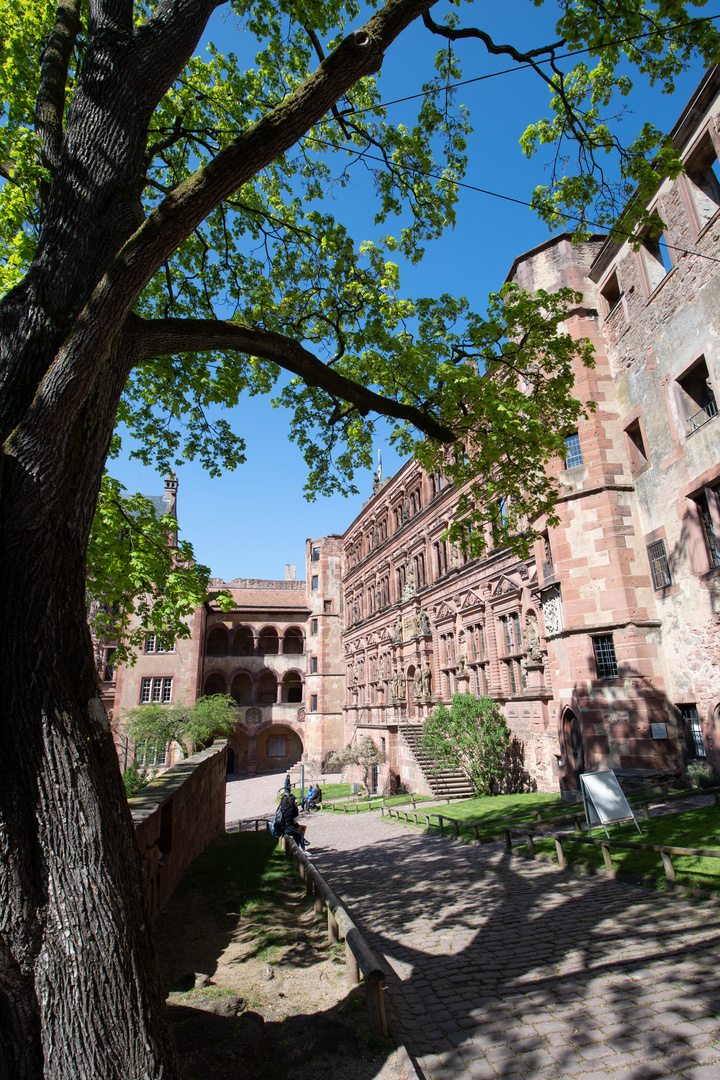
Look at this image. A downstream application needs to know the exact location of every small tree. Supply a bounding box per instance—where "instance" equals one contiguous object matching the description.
[421,694,536,797]
[125,694,238,761]
[327,735,386,792]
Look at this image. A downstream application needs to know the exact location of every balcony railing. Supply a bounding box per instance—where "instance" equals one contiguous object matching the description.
[687,398,718,432]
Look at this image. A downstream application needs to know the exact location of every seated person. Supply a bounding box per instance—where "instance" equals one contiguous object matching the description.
[272,794,310,849]
[301,784,317,810]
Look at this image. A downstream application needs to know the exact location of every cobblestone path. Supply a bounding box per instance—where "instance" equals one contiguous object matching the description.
[309,813,720,1080]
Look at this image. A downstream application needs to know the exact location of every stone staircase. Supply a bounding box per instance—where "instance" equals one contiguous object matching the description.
[400,723,474,800]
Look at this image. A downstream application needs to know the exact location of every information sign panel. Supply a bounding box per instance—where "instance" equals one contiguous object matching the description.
[580,770,641,837]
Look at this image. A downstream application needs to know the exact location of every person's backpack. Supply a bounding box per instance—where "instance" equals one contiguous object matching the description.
[273,806,285,834]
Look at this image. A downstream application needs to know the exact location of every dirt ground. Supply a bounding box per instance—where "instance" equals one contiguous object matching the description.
[153,832,414,1080]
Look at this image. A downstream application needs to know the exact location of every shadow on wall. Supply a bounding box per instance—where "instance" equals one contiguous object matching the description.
[560,664,702,793]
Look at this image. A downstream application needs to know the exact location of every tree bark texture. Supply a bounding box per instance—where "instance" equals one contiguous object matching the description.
[0,0,437,1075]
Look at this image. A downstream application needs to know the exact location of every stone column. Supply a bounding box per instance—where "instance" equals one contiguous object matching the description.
[247,734,258,775]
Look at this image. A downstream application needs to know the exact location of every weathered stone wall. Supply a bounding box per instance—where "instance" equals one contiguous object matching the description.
[130,741,227,921]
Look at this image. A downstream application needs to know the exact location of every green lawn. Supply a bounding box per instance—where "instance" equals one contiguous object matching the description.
[529,805,720,892]
[177,830,288,909]
[414,792,576,840]
[326,793,434,813]
[284,783,351,802]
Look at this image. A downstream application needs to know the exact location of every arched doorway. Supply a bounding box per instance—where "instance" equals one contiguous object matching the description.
[233,626,254,655]
[258,627,279,655]
[283,627,304,654]
[206,627,228,656]
[563,709,585,791]
[231,672,252,704]
[203,673,225,696]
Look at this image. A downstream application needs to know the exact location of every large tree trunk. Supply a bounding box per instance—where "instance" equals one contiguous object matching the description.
[0,329,180,1079]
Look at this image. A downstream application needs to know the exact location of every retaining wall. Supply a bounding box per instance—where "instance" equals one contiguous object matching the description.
[129,740,227,920]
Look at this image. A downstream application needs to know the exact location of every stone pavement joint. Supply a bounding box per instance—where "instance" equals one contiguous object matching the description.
[226,774,720,1080]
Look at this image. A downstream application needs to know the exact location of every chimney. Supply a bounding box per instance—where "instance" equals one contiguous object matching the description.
[285,564,296,581]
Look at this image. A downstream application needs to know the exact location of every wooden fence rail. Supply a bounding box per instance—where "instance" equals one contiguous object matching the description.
[503,827,720,883]
[281,836,388,1037]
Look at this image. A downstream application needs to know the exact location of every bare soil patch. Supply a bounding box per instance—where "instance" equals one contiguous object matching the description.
[153,831,412,1080]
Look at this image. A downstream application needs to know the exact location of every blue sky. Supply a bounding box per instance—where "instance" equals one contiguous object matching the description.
[111,2,712,582]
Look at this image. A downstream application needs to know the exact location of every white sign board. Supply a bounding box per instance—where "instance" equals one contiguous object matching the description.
[580,770,641,837]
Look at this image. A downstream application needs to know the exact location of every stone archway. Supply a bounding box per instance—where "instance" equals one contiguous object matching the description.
[562,709,585,791]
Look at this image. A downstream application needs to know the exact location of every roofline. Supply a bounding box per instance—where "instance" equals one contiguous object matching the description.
[504,232,607,284]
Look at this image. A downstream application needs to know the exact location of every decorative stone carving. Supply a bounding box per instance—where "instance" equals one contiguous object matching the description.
[246,707,262,726]
[458,630,467,672]
[390,670,399,701]
[524,610,543,664]
[398,670,406,699]
[402,555,417,601]
[542,585,562,637]
[413,668,423,700]
[450,543,460,569]
[402,498,411,523]
[419,610,431,636]
[422,662,432,698]
[393,617,403,643]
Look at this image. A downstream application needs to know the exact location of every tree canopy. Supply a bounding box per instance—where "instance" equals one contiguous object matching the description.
[2,1,720,1077]
[421,693,536,795]
[124,693,239,758]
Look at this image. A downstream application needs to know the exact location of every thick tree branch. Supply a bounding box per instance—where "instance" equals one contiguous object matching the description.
[35,0,82,176]
[127,313,456,444]
[7,0,439,460]
[422,10,564,61]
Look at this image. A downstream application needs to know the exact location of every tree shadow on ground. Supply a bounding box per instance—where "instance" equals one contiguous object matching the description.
[153,830,405,1080]
[314,826,720,1077]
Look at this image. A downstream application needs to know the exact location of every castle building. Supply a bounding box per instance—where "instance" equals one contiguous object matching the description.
[107,67,720,796]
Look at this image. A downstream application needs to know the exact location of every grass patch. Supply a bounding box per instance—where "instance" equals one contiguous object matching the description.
[176,830,289,909]
[530,804,720,891]
[411,792,573,840]
[286,782,351,802]
[327,794,434,813]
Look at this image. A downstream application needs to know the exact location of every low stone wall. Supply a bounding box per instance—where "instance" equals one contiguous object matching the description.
[130,740,227,921]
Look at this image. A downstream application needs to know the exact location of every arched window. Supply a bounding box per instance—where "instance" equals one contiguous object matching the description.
[206,627,228,657]
[204,673,225,696]
[231,672,252,704]
[283,628,304,655]
[233,627,254,655]
[282,672,303,703]
[258,627,279,655]
[258,672,277,703]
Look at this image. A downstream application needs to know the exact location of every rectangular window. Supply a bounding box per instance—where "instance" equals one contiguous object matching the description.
[601,270,622,315]
[311,546,320,561]
[103,648,116,681]
[504,659,517,694]
[144,633,155,653]
[685,133,720,232]
[311,656,318,673]
[680,704,706,759]
[640,231,673,293]
[267,736,287,758]
[697,489,720,569]
[323,599,332,612]
[477,624,486,661]
[676,357,718,434]
[624,419,648,471]
[311,618,318,634]
[311,694,318,711]
[647,539,672,590]
[592,635,618,679]
[140,677,173,704]
[134,738,168,768]
[510,612,522,653]
[144,634,174,653]
[564,432,584,469]
[311,575,318,590]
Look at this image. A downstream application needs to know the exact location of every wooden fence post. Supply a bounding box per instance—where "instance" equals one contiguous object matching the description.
[472,825,479,842]
[601,843,613,871]
[452,820,459,838]
[328,908,339,944]
[503,829,512,852]
[365,978,388,1038]
[314,891,324,915]
[438,816,444,834]
[345,942,360,987]
[661,850,676,882]
[526,833,535,854]
[554,837,565,868]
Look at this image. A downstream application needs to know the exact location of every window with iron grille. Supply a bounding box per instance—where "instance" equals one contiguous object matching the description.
[311,694,318,711]
[311,575,318,590]
[311,618,318,634]
[647,539,672,590]
[311,656,318,673]
[592,635,618,679]
[564,432,584,469]
[140,676,173,703]
[679,703,706,758]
